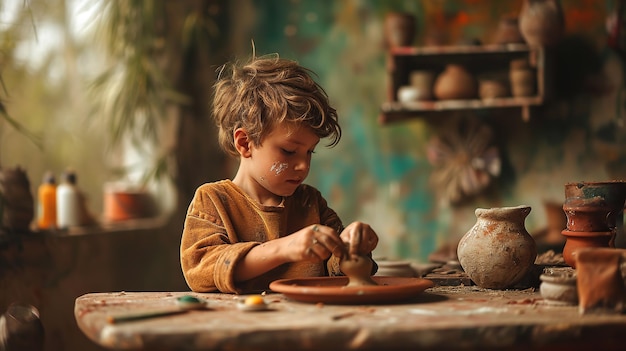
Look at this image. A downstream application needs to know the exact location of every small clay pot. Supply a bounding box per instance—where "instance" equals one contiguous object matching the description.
[479,79,509,100]
[539,268,577,306]
[409,70,435,100]
[493,14,525,45]
[434,64,477,100]
[375,260,415,277]
[561,229,614,268]
[509,59,536,97]
[384,12,416,48]
[397,86,429,102]
[518,0,565,47]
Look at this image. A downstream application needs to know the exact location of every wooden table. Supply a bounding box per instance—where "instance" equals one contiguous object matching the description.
[75,286,626,351]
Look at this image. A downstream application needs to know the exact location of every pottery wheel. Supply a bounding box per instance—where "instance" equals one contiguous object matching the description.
[268,276,434,304]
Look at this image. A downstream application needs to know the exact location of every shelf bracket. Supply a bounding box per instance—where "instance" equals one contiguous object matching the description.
[522,106,531,122]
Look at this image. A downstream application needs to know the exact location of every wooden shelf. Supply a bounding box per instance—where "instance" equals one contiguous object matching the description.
[388,43,535,56]
[380,44,550,124]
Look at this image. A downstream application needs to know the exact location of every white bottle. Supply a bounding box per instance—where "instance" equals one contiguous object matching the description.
[56,170,80,229]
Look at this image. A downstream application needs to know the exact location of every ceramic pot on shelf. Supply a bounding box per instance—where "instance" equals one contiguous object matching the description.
[383,12,416,49]
[518,0,565,47]
[410,70,435,100]
[433,64,477,100]
[509,58,536,97]
[479,79,509,100]
[457,205,537,289]
[493,14,525,45]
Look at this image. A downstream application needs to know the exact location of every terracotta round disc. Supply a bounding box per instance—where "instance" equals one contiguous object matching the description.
[268,276,434,304]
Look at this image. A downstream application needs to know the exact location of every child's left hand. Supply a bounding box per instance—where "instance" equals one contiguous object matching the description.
[340,221,378,256]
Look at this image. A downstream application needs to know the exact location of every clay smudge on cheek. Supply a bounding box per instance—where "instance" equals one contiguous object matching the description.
[270,162,288,175]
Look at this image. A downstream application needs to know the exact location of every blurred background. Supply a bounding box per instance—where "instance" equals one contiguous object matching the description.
[1,0,625,349]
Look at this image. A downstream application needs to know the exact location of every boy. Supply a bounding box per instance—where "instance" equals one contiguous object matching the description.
[180,54,379,293]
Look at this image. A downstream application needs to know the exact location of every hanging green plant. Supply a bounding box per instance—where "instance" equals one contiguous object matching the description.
[89,1,191,184]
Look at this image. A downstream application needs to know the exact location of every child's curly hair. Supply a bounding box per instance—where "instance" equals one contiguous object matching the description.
[212,54,341,157]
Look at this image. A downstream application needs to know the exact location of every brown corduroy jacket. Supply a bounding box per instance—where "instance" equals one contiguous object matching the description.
[180,180,346,293]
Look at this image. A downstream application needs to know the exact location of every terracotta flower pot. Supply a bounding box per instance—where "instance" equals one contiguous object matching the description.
[103,183,158,222]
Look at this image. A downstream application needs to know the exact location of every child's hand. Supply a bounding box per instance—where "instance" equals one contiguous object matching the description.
[287,224,348,262]
[340,222,379,256]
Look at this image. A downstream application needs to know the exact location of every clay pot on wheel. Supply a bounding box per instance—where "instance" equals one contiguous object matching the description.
[434,64,477,100]
[457,205,537,289]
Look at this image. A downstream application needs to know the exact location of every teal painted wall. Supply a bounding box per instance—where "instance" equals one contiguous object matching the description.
[240,0,625,262]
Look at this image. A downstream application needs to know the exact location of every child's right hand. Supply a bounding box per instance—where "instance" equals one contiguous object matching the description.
[284,224,347,262]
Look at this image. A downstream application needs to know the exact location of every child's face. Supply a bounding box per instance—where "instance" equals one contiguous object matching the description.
[250,122,320,197]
